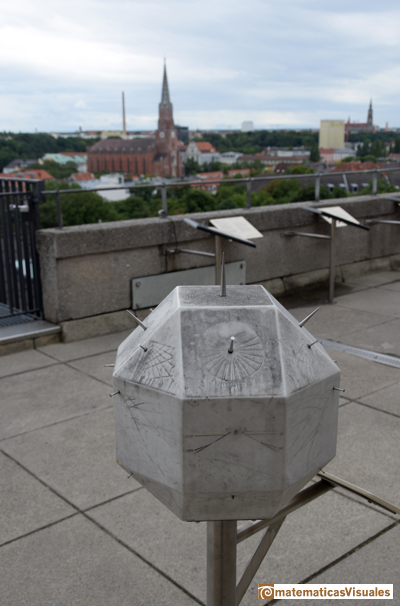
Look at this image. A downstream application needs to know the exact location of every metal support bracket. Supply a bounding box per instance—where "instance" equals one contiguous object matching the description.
[283,231,331,240]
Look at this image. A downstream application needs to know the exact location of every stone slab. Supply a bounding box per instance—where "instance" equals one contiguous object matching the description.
[324,348,399,400]
[0,364,111,441]
[68,352,116,387]
[335,287,400,318]
[337,318,400,356]
[289,304,391,341]
[0,320,60,345]
[345,269,400,288]
[381,280,400,292]
[0,349,57,379]
[325,402,400,506]
[0,514,198,606]
[0,451,75,545]
[37,328,132,362]
[281,525,400,606]
[1,408,140,510]
[88,483,392,605]
[358,382,400,417]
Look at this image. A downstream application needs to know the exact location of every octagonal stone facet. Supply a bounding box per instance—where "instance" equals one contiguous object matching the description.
[113,285,340,521]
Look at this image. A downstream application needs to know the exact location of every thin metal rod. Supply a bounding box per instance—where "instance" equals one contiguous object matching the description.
[235,519,285,606]
[284,231,331,240]
[237,480,333,544]
[318,470,400,515]
[220,252,226,296]
[207,521,237,606]
[228,337,235,353]
[215,236,222,285]
[126,309,147,330]
[299,307,319,328]
[314,173,320,202]
[372,169,378,195]
[166,248,216,258]
[246,178,252,208]
[367,219,400,225]
[329,219,337,303]
[161,184,168,217]
[56,190,63,228]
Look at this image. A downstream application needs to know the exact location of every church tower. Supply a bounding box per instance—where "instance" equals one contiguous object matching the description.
[154,61,183,178]
[367,100,373,127]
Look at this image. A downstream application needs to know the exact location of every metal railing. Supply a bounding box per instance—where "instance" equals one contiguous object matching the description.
[41,166,400,228]
[0,176,44,322]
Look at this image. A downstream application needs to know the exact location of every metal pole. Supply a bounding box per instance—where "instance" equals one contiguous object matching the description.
[215,235,222,285]
[246,179,252,208]
[56,190,63,228]
[161,184,168,217]
[315,173,320,202]
[329,219,337,303]
[372,169,378,195]
[207,521,237,606]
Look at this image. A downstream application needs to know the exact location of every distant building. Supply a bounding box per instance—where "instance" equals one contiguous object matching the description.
[219,151,242,165]
[0,169,55,180]
[2,159,38,174]
[87,63,184,178]
[345,101,377,140]
[42,153,87,172]
[319,120,345,150]
[175,125,189,144]
[241,121,254,132]
[184,141,220,165]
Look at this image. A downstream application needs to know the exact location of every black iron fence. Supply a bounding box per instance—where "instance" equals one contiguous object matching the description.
[0,176,44,324]
[43,166,400,227]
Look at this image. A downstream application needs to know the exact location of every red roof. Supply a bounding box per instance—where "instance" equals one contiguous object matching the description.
[71,172,94,181]
[331,161,383,172]
[196,142,217,153]
[197,171,223,180]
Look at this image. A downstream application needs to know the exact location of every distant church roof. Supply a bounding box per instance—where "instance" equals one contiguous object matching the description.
[89,138,155,152]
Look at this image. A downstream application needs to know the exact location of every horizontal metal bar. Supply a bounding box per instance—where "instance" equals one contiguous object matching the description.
[166,248,216,258]
[367,219,400,225]
[237,480,333,543]
[318,470,400,515]
[284,231,331,239]
[0,191,32,197]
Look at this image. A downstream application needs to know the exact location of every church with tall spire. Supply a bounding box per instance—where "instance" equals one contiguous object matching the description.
[345,100,376,140]
[87,62,184,178]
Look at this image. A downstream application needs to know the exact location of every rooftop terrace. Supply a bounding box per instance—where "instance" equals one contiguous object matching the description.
[1,270,399,605]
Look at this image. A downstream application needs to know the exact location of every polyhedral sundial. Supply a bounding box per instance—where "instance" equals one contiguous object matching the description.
[112,265,340,522]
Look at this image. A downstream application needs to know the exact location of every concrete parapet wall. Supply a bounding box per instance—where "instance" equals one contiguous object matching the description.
[36,194,400,337]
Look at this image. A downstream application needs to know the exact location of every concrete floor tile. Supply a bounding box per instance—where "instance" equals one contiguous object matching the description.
[281,524,400,606]
[325,402,400,506]
[0,515,198,606]
[381,281,400,292]
[89,484,392,605]
[334,288,400,318]
[324,348,400,400]
[2,408,140,510]
[37,329,132,362]
[0,364,111,440]
[0,451,75,545]
[345,270,400,288]
[0,349,57,379]
[68,351,116,386]
[289,304,390,341]
[337,318,400,356]
[358,382,400,417]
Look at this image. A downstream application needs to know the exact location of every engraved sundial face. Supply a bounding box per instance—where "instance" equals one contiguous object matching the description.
[200,322,263,382]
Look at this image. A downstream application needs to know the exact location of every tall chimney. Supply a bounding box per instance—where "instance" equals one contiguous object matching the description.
[122,92,127,137]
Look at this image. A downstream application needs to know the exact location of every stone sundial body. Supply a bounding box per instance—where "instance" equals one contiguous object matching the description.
[113,285,340,522]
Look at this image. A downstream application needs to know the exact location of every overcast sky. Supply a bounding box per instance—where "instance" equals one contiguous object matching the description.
[1,0,399,133]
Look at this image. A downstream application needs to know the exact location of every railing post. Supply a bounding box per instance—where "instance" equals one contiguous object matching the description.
[372,170,378,195]
[161,183,168,217]
[314,173,320,202]
[207,521,237,606]
[56,190,63,228]
[246,178,252,208]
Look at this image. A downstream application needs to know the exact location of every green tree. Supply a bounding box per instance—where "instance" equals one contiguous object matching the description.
[310,145,320,162]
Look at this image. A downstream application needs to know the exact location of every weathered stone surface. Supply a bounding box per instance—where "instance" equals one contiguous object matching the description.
[113,285,340,521]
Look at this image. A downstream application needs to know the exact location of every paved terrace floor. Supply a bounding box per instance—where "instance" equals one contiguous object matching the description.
[1,271,399,606]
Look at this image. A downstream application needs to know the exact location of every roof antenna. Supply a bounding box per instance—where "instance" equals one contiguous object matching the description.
[220,252,226,297]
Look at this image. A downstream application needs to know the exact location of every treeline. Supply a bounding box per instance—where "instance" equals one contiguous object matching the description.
[39,177,397,229]
[0,133,100,171]
[199,130,319,155]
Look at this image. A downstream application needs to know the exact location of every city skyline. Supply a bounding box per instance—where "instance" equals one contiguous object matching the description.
[1,0,399,133]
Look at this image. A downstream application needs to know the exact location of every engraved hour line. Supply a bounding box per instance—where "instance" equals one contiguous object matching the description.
[193,432,232,454]
[242,432,282,451]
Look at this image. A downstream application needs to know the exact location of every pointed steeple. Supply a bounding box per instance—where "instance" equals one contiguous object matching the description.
[161,60,171,106]
[367,99,373,126]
